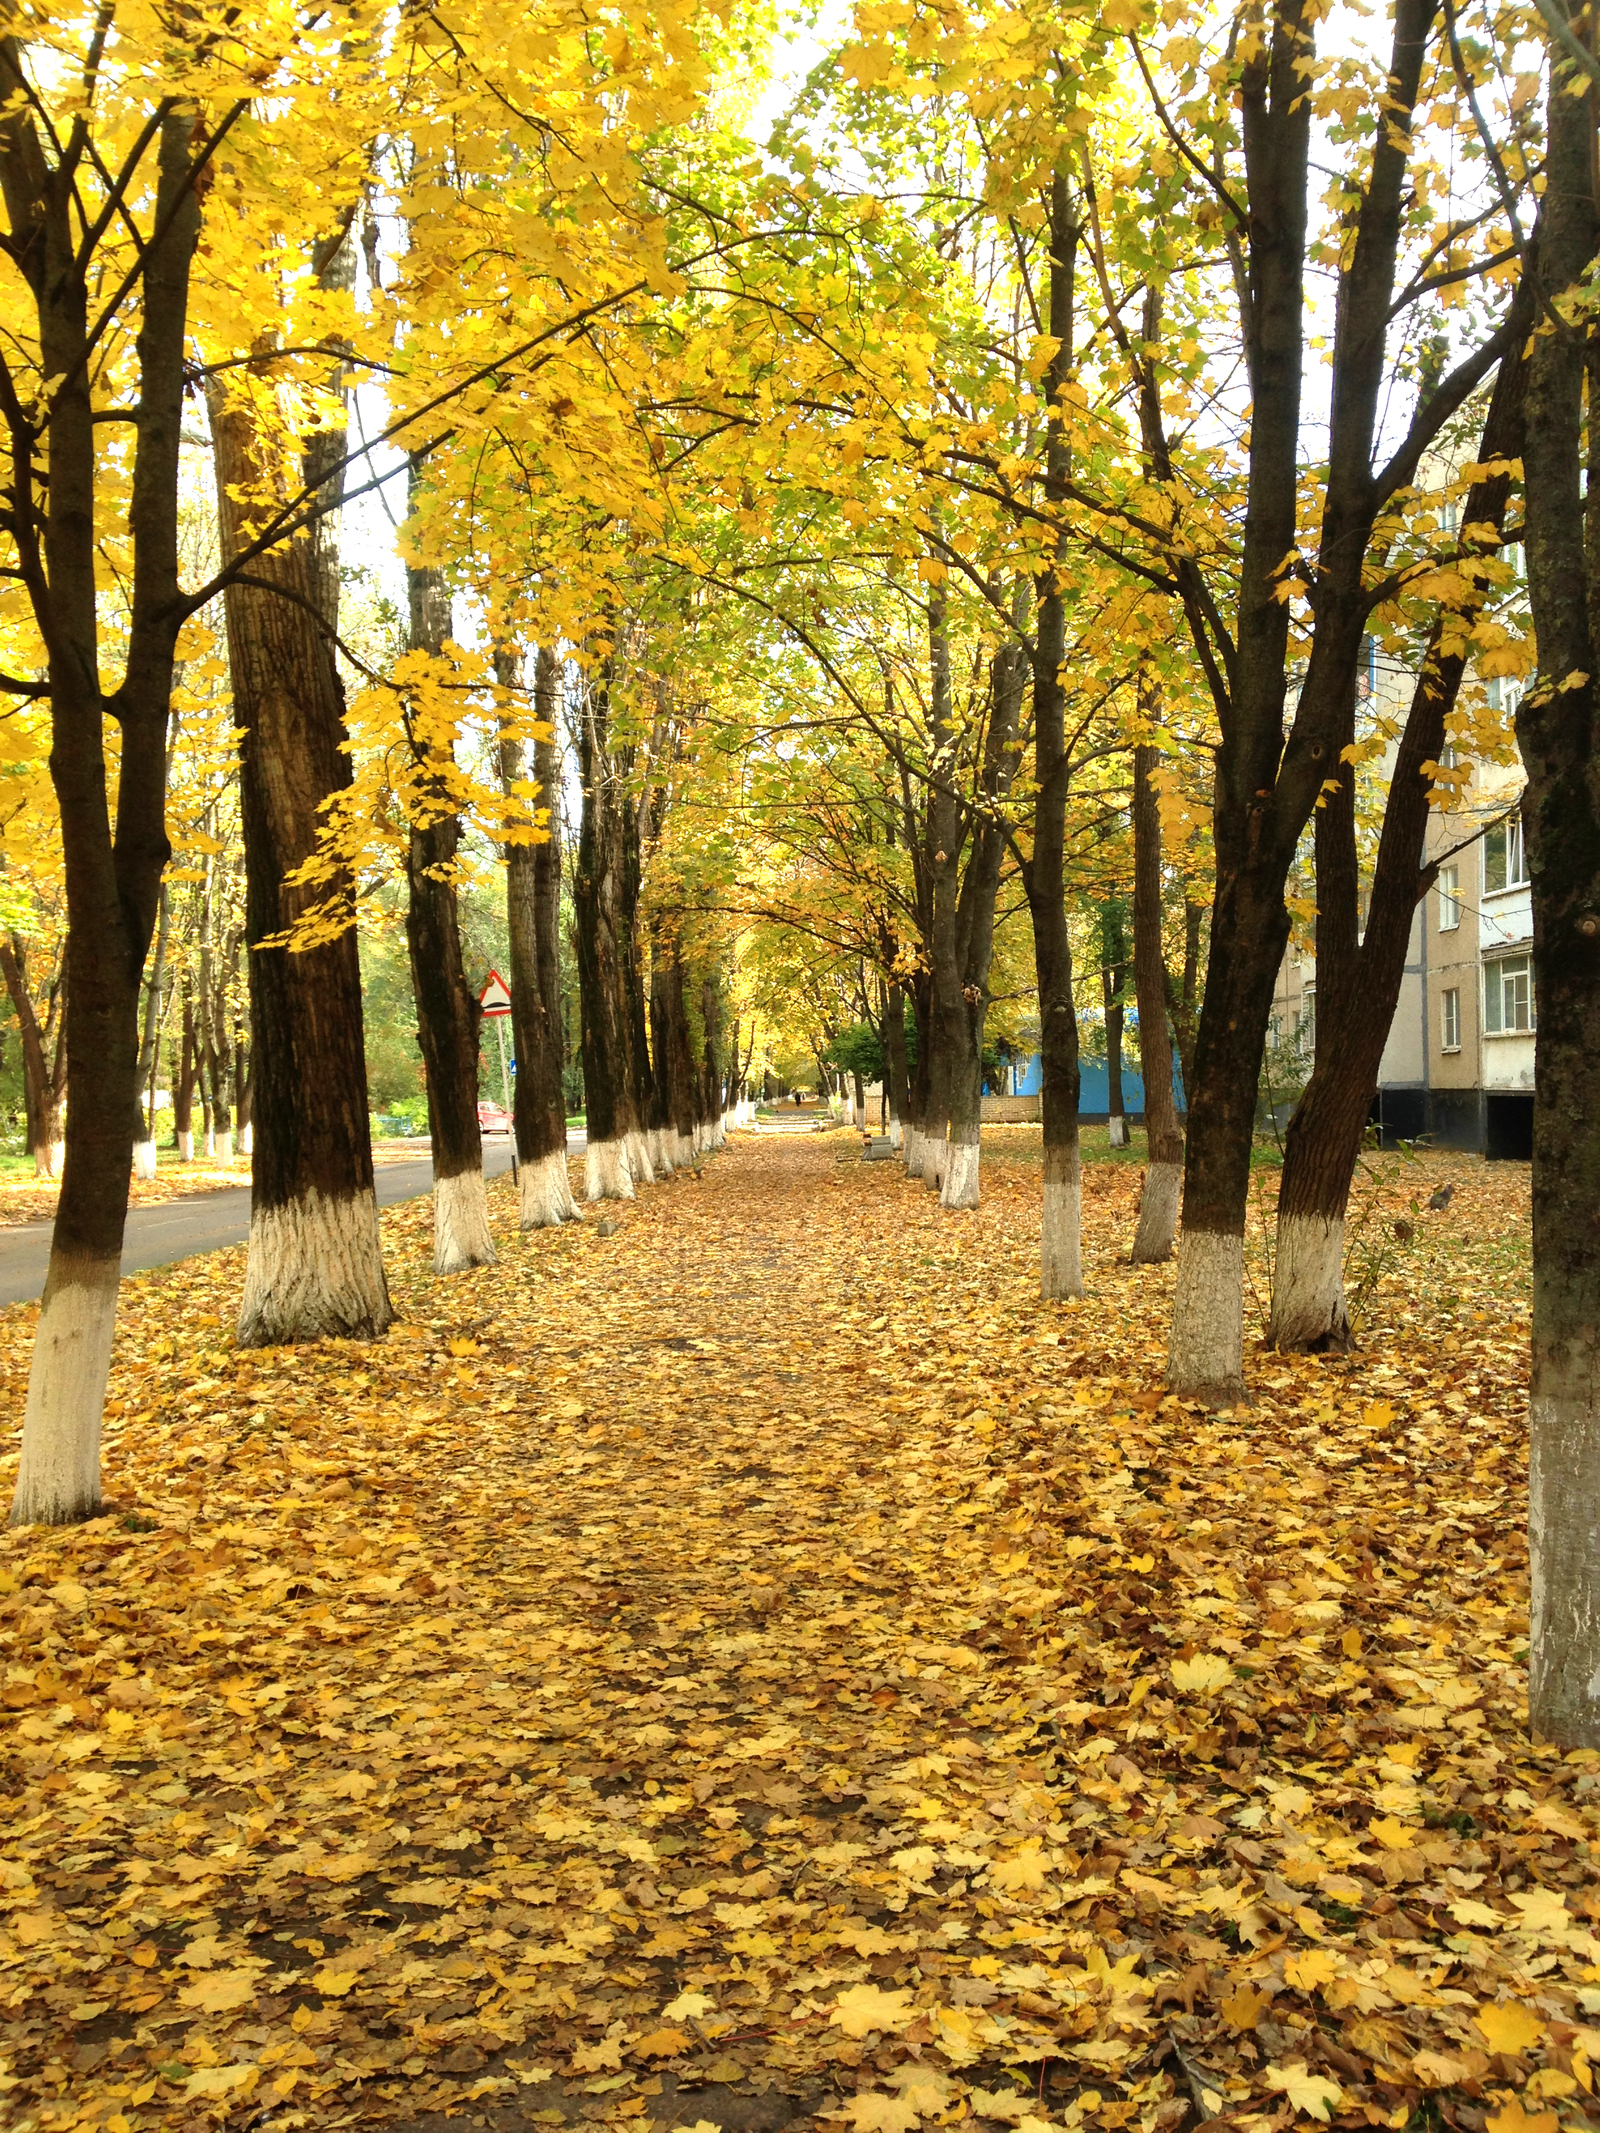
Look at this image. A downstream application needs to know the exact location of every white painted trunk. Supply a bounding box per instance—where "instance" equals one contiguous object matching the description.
[520,1148,582,1228]
[585,1138,635,1202]
[215,1128,233,1165]
[1530,1392,1600,1747]
[236,1187,394,1346]
[239,1122,253,1156]
[432,1167,497,1275]
[625,1128,655,1186]
[204,1126,216,1158]
[1108,1113,1128,1148]
[1267,1211,1349,1351]
[132,1139,158,1181]
[1165,1227,1247,1403]
[843,1094,855,1125]
[888,1119,903,1150]
[940,1139,980,1210]
[1130,1160,1182,1266]
[34,1140,64,1181]
[648,1125,670,1174]
[923,1131,946,1190]
[1041,1174,1083,1299]
[903,1124,922,1174]
[9,1256,120,1527]
[177,1130,194,1163]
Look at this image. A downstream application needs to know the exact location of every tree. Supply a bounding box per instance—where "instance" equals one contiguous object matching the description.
[1516,19,1600,1747]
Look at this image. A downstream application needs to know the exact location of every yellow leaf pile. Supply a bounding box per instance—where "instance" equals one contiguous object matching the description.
[0,1130,1594,2133]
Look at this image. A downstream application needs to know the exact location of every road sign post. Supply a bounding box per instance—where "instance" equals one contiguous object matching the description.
[478,971,517,1184]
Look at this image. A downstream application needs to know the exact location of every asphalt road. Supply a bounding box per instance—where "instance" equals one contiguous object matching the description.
[0,1134,585,1308]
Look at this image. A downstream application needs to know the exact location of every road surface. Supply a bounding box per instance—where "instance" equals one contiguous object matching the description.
[0,1134,585,1309]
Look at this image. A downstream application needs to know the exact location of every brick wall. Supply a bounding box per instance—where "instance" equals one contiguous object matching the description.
[980,1094,1042,1123]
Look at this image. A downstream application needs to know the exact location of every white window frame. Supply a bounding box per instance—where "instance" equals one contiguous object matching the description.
[1484,953,1535,1035]
[1483,816,1528,895]
[1441,987,1461,1052]
[1437,863,1461,930]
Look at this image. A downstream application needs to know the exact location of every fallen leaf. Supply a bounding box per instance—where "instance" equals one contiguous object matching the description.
[1264,2061,1343,2119]
[831,1983,917,2038]
[1475,2002,1547,2056]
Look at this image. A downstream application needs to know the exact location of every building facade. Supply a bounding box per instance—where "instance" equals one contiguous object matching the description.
[1269,746,1534,1160]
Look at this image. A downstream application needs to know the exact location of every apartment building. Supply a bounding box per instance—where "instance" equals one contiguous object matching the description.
[1269,737,1534,1159]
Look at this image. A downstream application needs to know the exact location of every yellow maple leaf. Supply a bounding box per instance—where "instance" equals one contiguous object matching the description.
[1265,2062,1343,2119]
[1283,1950,1342,1993]
[1170,1653,1233,1696]
[1487,2104,1560,2133]
[836,2096,921,2133]
[570,2037,623,2073]
[1368,1816,1418,1851]
[184,2066,258,2099]
[1475,2002,1547,2056]
[177,1969,260,2014]
[632,2027,691,2059]
[1219,1983,1270,2031]
[831,1983,916,2038]
[990,1843,1049,1892]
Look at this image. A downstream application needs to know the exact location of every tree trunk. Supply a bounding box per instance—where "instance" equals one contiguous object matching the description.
[884,977,910,1149]
[207,351,392,1344]
[575,664,640,1200]
[499,642,579,1228]
[174,991,197,1159]
[1030,175,1084,1300]
[1130,741,1184,1262]
[0,940,66,1181]
[7,104,199,1528]
[1269,278,1532,1349]
[404,561,494,1274]
[1518,37,1600,1749]
[235,1031,253,1155]
[133,882,170,1178]
[1103,901,1128,1147]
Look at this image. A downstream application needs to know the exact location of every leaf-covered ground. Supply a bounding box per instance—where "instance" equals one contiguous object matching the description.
[1,1133,1594,2133]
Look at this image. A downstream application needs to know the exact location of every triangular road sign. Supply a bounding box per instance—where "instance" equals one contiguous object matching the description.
[478,969,512,1016]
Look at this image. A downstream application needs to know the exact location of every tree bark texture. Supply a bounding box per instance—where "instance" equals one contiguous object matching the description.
[207,358,391,1344]
[0,938,67,1179]
[1518,39,1600,1749]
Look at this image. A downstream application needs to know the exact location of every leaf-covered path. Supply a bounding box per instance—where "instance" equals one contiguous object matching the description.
[1,1134,1594,2133]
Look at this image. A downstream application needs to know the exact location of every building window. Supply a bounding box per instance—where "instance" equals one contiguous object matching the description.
[1441,988,1461,1052]
[1437,863,1461,930]
[1299,990,1316,1051]
[1484,816,1528,894]
[1485,954,1535,1035]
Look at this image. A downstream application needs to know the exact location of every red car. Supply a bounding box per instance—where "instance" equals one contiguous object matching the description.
[477,1101,511,1134]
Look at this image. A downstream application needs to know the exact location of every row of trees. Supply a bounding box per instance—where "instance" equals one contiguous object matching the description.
[2,0,1596,1746]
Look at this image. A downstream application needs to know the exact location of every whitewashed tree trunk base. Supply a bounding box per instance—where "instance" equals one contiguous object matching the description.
[941,1139,980,1210]
[177,1131,194,1163]
[1108,1114,1128,1148]
[888,1119,903,1150]
[1130,1160,1182,1265]
[239,1123,253,1156]
[432,1168,497,1274]
[1165,1228,1248,1403]
[204,1128,216,1158]
[1268,1211,1350,1351]
[624,1129,655,1186]
[215,1129,233,1165]
[132,1139,158,1181]
[1530,1392,1600,1747]
[585,1139,635,1202]
[9,1254,120,1527]
[34,1141,64,1181]
[647,1127,669,1175]
[520,1149,582,1228]
[1041,1174,1083,1298]
[236,1188,394,1347]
